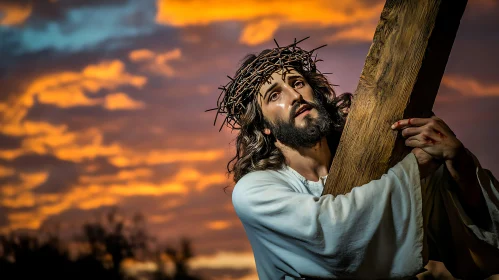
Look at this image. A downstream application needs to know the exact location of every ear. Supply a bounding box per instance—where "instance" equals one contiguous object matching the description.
[263,128,271,135]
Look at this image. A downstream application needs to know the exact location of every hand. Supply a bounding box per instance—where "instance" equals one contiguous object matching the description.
[394,116,487,225]
[391,115,465,161]
[411,147,441,179]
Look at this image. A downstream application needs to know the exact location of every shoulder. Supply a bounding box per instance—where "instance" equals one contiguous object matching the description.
[232,168,293,217]
[233,169,288,198]
[236,168,289,187]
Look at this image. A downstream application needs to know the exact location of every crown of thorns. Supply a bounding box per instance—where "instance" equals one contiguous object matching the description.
[207,37,329,131]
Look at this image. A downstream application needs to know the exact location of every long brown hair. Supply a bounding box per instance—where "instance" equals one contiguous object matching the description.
[228,51,352,182]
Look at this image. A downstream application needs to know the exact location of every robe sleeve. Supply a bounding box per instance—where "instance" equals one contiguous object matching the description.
[423,150,499,279]
[232,153,425,279]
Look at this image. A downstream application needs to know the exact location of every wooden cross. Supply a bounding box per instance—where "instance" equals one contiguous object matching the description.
[323,0,467,194]
[319,0,496,276]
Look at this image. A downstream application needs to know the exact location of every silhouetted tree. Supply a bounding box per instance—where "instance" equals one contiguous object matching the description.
[81,209,134,279]
[154,238,201,280]
[0,210,203,280]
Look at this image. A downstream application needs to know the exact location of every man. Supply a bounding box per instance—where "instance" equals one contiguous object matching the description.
[210,39,499,279]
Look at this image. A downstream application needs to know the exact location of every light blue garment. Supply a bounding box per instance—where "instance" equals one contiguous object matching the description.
[233,153,424,279]
[232,152,499,279]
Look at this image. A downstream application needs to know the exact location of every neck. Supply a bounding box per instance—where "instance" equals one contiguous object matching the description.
[277,137,332,182]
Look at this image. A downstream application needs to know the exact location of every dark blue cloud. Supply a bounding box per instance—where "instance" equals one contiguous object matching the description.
[1,0,157,54]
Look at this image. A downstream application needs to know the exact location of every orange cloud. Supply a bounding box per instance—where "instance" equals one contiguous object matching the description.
[156,0,384,45]
[156,0,381,26]
[182,33,202,44]
[129,48,182,77]
[1,59,146,134]
[79,168,153,184]
[159,199,184,210]
[173,168,227,191]
[4,167,226,231]
[78,196,118,210]
[325,21,378,43]
[1,125,122,163]
[148,214,174,224]
[1,172,49,197]
[0,119,225,171]
[104,92,145,110]
[0,2,32,26]
[442,75,499,97]
[28,60,146,109]
[0,59,149,162]
[55,132,122,162]
[2,120,68,137]
[0,150,24,161]
[129,49,156,61]
[240,19,280,46]
[190,251,256,270]
[36,60,144,105]
[122,259,160,278]
[109,149,225,167]
[0,123,128,165]
[122,252,258,280]
[206,220,232,230]
[0,166,15,177]
[8,212,44,230]
[4,125,221,166]
[107,181,186,197]
[2,192,36,208]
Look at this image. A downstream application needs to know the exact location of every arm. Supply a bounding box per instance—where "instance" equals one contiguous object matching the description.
[445,147,491,229]
[232,153,425,279]
[423,150,499,278]
[392,116,499,277]
[392,116,498,233]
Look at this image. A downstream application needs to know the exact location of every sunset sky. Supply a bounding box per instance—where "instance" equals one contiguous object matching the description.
[1,0,498,279]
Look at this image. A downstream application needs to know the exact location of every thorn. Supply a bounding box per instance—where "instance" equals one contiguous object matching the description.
[274,38,280,48]
[294,36,310,45]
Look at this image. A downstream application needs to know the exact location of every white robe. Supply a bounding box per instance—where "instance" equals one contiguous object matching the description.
[232,152,499,279]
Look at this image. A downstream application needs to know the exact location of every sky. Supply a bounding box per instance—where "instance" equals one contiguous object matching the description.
[1,0,498,279]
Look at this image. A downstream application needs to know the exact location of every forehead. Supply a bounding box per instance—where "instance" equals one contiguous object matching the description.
[258,68,303,95]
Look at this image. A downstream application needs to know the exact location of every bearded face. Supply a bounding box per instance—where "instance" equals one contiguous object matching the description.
[257,68,332,150]
[265,93,332,149]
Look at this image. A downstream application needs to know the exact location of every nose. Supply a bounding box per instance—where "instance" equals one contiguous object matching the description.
[284,84,303,106]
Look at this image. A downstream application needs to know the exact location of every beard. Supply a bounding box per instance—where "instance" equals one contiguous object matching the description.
[265,96,332,150]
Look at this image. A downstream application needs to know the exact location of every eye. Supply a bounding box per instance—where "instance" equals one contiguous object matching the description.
[293,80,305,88]
[269,91,280,102]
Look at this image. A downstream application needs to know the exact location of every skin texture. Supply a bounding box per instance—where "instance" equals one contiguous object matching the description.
[259,69,320,133]
[257,68,331,182]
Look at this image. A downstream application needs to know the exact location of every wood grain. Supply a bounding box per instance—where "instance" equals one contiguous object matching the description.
[322,0,467,196]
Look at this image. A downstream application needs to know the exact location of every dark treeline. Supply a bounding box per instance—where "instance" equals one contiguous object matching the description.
[0,209,202,280]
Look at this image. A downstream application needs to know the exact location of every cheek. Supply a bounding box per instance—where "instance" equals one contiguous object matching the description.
[294,117,311,129]
[264,102,290,120]
[300,86,315,100]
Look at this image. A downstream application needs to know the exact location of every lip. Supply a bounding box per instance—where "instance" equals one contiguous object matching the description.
[294,105,312,118]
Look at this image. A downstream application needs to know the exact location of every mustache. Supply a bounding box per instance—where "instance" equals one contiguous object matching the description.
[290,99,319,119]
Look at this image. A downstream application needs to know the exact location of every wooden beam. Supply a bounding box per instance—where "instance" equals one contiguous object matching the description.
[322,0,467,196]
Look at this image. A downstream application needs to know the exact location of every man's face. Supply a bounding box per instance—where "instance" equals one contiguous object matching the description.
[257,68,331,149]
